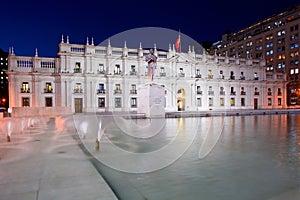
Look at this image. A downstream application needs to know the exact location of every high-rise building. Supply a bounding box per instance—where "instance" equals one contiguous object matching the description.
[211,3,300,107]
[0,48,9,109]
[6,36,286,115]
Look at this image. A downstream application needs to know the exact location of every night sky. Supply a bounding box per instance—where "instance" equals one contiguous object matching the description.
[1,0,299,57]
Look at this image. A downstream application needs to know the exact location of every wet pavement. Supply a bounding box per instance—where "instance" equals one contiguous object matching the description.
[0,117,118,200]
[1,113,300,200]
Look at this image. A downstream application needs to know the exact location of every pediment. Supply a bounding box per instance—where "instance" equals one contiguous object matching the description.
[167,53,197,63]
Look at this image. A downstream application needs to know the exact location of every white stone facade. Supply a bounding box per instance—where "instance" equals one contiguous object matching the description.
[7,38,287,114]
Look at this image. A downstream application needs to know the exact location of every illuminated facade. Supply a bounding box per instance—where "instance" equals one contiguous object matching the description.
[7,37,287,113]
[211,3,300,106]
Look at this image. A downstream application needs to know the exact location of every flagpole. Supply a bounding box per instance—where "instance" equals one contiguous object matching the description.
[175,29,181,53]
[179,29,181,53]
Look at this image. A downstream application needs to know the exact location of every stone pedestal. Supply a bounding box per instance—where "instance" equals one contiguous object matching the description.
[137,83,165,118]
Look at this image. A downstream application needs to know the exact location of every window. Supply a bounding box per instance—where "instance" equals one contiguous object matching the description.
[115,97,122,108]
[278,98,282,105]
[130,65,136,75]
[131,65,136,72]
[230,87,236,95]
[45,97,52,107]
[241,87,246,95]
[197,98,202,107]
[208,70,213,79]
[114,64,121,74]
[98,98,105,108]
[209,97,213,107]
[98,83,105,94]
[21,82,30,93]
[230,98,235,106]
[254,72,258,80]
[268,88,272,95]
[74,62,81,73]
[230,71,235,79]
[277,30,285,36]
[196,86,202,94]
[278,88,282,96]
[219,70,224,79]
[130,84,137,94]
[131,98,137,108]
[74,83,82,93]
[195,69,201,78]
[22,97,30,107]
[266,34,273,40]
[160,67,166,76]
[220,98,224,106]
[179,68,185,77]
[208,86,214,95]
[45,82,52,93]
[291,69,295,74]
[254,87,259,95]
[98,64,105,74]
[241,98,245,106]
[240,72,245,80]
[114,84,122,94]
[220,87,225,95]
[268,98,272,106]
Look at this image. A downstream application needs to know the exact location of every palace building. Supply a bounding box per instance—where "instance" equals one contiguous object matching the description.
[7,36,287,114]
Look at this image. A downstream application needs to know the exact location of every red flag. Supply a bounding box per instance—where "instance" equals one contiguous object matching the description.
[175,34,180,52]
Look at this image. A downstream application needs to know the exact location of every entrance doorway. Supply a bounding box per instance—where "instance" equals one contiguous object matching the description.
[74,98,83,113]
[254,99,258,109]
[177,88,185,111]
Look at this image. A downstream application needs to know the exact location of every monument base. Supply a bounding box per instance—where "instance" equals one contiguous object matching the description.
[137,83,165,118]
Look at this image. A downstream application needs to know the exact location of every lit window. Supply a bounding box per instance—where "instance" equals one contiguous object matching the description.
[98,98,105,108]
[230,98,235,106]
[220,98,224,106]
[291,69,295,74]
[115,84,121,90]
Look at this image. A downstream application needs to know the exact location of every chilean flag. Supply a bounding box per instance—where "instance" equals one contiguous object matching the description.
[175,33,181,52]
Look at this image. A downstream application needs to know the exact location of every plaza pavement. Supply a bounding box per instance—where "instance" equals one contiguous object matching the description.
[0,117,118,200]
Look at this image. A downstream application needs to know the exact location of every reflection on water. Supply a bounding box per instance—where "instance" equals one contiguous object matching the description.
[99,114,300,200]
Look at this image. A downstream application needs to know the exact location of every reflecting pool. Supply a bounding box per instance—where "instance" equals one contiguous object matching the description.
[84,114,300,200]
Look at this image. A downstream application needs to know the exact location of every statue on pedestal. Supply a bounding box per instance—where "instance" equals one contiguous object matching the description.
[145,49,157,81]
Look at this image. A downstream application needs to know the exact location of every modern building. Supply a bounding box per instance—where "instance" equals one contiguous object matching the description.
[211,3,300,107]
[0,48,9,109]
[7,36,287,114]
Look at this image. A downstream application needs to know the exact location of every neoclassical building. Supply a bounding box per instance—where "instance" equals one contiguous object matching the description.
[7,36,287,114]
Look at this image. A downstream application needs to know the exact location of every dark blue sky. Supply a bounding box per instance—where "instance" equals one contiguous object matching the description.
[1,0,299,57]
